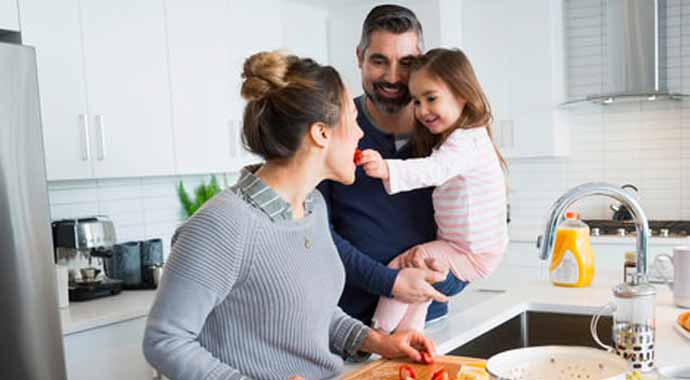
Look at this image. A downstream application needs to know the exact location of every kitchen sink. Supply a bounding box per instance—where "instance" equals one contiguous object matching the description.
[448,311,613,359]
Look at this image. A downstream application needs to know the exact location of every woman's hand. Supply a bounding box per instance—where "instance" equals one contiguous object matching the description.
[359,149,389,180]
[359,329,437,363]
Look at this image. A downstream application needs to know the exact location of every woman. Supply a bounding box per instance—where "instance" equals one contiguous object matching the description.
[143,51,437,380]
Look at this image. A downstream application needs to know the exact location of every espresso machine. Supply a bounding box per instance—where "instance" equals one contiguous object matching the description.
[52,216,123,301]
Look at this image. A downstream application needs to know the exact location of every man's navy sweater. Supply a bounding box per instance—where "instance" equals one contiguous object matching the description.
[318,96,466,325]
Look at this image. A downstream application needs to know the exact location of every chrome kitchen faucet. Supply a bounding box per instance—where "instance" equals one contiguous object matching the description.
[537,182,657,372]
[537,182,650,285]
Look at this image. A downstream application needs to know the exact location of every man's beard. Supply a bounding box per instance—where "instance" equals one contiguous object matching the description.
[364,81,411,114]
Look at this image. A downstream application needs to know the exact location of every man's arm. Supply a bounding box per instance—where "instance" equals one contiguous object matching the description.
[317,182,449,304]
[318,180,399,297]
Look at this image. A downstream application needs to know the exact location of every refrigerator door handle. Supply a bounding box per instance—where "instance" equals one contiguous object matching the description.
[96,114,106,161]
[79,113,90,161]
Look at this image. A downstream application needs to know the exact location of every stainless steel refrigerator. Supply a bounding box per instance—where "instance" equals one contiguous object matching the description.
[0,42,68,380]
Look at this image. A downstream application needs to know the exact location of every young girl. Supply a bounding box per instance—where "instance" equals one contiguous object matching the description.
[358,48,508,333]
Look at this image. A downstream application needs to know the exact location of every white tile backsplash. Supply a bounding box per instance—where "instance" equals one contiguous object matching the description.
[47,173,239,258]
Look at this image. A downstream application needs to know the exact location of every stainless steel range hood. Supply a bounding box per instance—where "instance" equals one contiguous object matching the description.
[564,0,689,106]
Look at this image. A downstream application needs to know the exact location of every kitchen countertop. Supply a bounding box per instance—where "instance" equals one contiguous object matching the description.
[509,227,690,246]
[59,289,157,335]
[57,265,690,373]
[345,265,690,374]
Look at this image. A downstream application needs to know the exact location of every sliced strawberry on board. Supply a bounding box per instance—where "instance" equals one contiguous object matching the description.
[430,368,449,380]
[398,364,416,380]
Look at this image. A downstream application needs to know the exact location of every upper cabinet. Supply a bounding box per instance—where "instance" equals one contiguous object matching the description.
[462,0,569,158]
[20,0,329,180]
[79,0,175,178]
[20,0,175,180]
[281,1,329,64]
[20,0,93,180]
[161,0,237,175]
[0,0,19,31]
[166,0,285,175]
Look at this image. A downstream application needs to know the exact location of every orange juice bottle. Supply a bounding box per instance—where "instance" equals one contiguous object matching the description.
[549,211,595,287]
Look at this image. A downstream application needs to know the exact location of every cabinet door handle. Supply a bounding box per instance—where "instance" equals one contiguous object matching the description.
[95,114,106,161]
[79,113,91,161]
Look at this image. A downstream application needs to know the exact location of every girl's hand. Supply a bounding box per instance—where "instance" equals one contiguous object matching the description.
[398,245,450,280]
[398,244,429,269]
[359,329,437,363]
[359,149,389,180]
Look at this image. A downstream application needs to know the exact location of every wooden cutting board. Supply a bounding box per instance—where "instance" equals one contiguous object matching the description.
[341,355,486,380]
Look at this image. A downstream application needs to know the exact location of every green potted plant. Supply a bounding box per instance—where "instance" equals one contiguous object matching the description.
[177,175,223,218]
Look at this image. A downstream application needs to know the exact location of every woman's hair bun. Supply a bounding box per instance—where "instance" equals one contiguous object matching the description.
[241,51,290,102]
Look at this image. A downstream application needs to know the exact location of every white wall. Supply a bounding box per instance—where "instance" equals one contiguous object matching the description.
[508,0,690,240]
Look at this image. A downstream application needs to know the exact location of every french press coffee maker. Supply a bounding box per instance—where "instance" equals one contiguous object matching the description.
[592,282,657,372]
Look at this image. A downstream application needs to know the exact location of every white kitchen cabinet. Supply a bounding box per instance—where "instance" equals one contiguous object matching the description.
[22,0,326,180]
[166,0,286,174]
[227,0,284,167]
[80,0,175,178]
[63,317,152,380]
[164,0,238,175]
[0,0,19,31]
[19,0,175,180]
[462,0,569,158]
[19,0,93,180]
[282,1,329,64]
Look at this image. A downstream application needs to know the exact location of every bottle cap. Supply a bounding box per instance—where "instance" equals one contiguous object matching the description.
[624,251,637,263]
[565,211,578,219]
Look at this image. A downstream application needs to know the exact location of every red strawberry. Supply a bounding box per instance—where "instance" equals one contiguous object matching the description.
[420,350,434,364]
[353,149,363,165]
[430,368,449,380]
[399,364,416,380]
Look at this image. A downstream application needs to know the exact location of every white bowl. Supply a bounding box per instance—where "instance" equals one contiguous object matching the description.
[657,365,690,379]
[486,346,629,380]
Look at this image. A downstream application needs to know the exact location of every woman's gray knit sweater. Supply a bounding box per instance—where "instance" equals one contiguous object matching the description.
[142,189,370,380]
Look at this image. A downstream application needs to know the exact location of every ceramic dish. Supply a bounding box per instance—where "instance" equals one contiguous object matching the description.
[674,321,690,342]
[657,365,690,379]
[486,346,629,380]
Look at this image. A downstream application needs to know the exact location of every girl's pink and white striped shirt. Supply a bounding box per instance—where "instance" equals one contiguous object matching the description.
[384,127,508,281]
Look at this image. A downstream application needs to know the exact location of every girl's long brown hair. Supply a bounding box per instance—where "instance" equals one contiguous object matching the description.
[411,48,506,172]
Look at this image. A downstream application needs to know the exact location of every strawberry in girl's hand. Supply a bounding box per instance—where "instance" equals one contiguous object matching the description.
[353,149,363,165]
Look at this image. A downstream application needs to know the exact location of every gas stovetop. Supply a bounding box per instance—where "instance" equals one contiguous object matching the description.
[582,220,690,238]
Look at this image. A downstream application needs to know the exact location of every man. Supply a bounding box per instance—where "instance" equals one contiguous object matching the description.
[319,4,467,328]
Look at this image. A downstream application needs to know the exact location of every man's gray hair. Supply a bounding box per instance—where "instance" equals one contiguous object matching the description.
[357,4,424,59]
